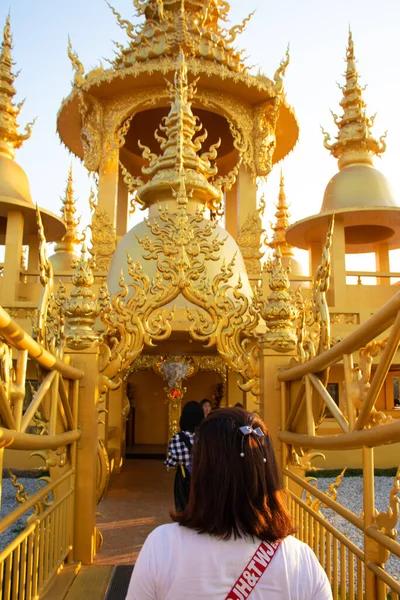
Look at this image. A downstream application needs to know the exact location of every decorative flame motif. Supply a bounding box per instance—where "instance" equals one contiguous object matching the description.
[107,0,252,74]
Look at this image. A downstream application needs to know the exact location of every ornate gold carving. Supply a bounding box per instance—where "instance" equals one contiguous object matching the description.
[296,217,334,363]
[345,337,393,428]
[67,37,86,89]
[0,15,35,160]
[8,470,30,503]
[88,190,117,272]
[237,196,266,279]
[375,466,400,540]
[322,29,386,169]
[77,92,103,172]
[260,247,298,353]
[63,244,99,350]
[36,207,55,348]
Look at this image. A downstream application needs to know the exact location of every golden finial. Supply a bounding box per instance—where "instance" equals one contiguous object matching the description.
[0,14,35,159]
[269,170,294,260]
[322,29,386,169]
[63,243,99,350]
[259,246,298,353]
[56,165,81,248]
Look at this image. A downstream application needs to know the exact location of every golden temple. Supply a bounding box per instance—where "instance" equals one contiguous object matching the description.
[0,1,399,598]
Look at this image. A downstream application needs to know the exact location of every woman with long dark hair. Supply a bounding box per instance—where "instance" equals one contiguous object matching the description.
[128,408,332,599]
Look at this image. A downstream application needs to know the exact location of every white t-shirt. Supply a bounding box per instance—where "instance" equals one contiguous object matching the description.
[126,523,332,599]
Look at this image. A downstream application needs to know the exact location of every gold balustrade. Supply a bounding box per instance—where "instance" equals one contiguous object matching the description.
[0,305,82,599]
[279,290,400,599]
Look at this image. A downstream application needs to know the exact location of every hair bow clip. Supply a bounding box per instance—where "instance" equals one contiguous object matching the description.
[239,425,266,462]
[239,425,264,437]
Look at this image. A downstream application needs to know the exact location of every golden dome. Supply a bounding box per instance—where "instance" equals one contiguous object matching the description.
[0,155,32,206]
[287,31,400,254]
[321,164,397,213]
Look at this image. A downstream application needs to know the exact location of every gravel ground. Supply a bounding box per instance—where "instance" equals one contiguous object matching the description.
[0,476,46,552]
[1,475,399,583]
[313,476,400,582]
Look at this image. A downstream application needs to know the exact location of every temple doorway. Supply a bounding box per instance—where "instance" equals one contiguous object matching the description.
[125,366,225,457]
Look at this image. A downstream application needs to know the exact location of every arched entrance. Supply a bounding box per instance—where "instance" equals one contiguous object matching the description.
[124,355,227,456]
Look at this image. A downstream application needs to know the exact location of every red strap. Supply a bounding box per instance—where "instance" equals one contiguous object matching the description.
[225,540,282,600]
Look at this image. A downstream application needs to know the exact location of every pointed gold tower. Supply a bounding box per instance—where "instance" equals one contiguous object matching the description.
[50,166,81,271]
[270,172,294,260]
[286,30,400,255]
[0,16,65,303]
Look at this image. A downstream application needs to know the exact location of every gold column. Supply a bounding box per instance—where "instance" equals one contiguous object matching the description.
[3,210,24,304]
[259,347,297,468]
[68,346,100,565]
[225,186,238,238]
[374,242,390,286]
[227,370,244,407]
[308,242,323,279]
[330,216,347,308]
[236,166,257,232]
[107,387,125,473]
[363,446,378,600]
[97,152,119,230]
[27,234,39,272]
[116,173,129,238]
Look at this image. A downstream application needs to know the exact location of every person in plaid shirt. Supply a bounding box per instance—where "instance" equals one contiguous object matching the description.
[165,401,204,469]
[165,401,204,511]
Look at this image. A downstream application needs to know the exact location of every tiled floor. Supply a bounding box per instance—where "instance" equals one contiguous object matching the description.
[95,459,174,565]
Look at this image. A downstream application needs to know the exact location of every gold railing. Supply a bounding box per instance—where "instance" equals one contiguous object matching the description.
[0,305,82,599]
[278,291,400,599]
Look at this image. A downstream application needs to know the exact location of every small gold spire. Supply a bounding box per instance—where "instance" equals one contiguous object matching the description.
[136,48,235,213]
[0,15,34,159]
[269,171,294,259]
[322,29,386,170]
[54,166,81,254]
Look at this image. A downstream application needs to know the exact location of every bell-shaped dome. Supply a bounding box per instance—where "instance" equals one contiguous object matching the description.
[322,164,397,213]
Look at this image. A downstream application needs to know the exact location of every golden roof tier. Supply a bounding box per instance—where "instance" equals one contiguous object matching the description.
[0,16,65,244]
[286,30,400,254]
[57,0,298,181]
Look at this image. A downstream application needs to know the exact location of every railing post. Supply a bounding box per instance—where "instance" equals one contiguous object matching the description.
[67,346,101,565]
[363,446,380,600]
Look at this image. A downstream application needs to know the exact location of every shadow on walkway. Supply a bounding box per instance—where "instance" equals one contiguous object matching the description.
[95,459,174,565]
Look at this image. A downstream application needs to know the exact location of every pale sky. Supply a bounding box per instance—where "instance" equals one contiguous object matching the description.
[2,0,400,272]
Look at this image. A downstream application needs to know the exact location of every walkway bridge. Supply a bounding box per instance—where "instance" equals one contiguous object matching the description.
[0,288,399,599]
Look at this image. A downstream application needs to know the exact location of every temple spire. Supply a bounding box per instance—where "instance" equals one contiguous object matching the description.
[135,49,223,210]
[269,171,294,260]
[322,28,386,170]
[54,166,81,254]
[0,15,34,159]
